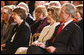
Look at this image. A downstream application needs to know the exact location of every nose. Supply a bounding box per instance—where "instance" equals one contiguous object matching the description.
[47,15,50,19]
[1,15,5,20]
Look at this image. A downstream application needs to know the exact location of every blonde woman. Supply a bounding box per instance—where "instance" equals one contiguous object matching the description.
[27,6,61,54]
[31,5,49,35]
[32,6,60,45]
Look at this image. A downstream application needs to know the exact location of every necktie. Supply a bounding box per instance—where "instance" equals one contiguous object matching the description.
[52,23,64,43]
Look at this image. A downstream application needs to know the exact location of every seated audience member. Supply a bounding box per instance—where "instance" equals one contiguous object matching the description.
[31,5,49,35]
[75,4,83,30]
[14,4,49,55]
[1,5,17,45]
[27,3,83,54]
[1,5,16,52]
[1,8,31,54]
[15,6,60,54]
[49,1,61,7]
[17,2,34,25]
[32,6,60,45]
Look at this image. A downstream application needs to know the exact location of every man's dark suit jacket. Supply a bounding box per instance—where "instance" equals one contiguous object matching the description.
[46,21,83,54]
[77,19,83,30]
[2,21,31,54]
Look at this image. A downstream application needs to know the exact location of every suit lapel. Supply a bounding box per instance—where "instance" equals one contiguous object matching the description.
[55,21,74,40]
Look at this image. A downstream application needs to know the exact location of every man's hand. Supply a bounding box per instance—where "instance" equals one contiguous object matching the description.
[46,46,56,53]
[1,44,6,51]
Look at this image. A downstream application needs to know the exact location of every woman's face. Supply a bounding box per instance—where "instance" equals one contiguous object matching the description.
[35,10,43,21]
[47,10,53,23]
[1,9,11,23]
[12,12,21,24]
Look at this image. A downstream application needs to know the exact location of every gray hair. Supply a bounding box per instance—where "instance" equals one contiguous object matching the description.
[62,3,76,18]
[2,6,13,14]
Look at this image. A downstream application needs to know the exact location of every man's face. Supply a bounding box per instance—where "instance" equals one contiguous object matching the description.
[1,9,11,23]
[60,7,68,22]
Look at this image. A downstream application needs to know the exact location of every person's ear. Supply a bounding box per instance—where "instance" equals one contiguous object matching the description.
[68,13,71,17]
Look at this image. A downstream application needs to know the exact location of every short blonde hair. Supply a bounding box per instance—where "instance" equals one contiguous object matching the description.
[33,5,48,20]
[47,6,61,22]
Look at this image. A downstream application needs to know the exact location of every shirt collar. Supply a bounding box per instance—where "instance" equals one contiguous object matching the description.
[64,19,73,27]
[50,22,60,27]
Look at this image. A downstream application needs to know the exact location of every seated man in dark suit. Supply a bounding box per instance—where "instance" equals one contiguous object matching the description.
[1,8,31,54]
[27,3,83,54]
[1,6,17,52]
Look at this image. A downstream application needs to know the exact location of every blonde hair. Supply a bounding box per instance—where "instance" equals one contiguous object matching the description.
[47,6,61,22]
[33,5,48,20]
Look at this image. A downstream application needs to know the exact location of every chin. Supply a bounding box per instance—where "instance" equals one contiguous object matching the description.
[47,20,49,23]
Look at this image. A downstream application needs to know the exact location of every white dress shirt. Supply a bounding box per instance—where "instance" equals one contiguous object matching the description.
[63,19,73,29]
